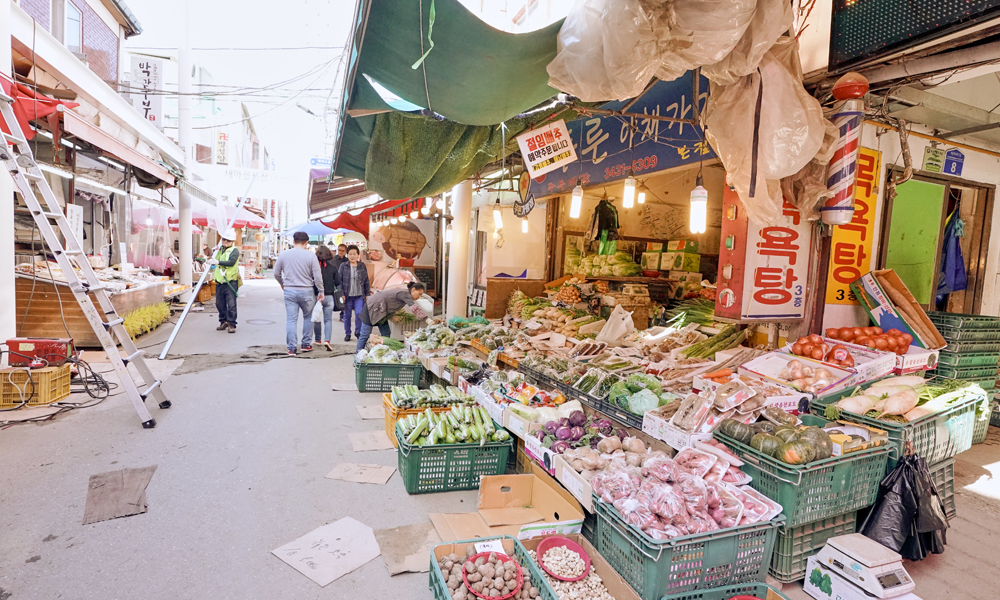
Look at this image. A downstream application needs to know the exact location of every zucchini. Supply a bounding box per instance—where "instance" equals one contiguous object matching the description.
[406,417,428,444]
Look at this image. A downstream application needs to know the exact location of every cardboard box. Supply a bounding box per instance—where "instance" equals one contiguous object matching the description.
[825,421,889,456]
[667,239,699,253]
[640,252,662,271]
[849,269,946,349]
[521,534,643,600]
[669,270,702,284]
[646,242,664,252]
[662,251,701,272]
[780,338,896,390]
[738,352,855,397]
[895,345,939,374]
[804,556,922,600]
[429,466,585,541]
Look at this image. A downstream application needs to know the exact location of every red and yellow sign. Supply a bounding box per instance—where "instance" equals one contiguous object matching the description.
[826,147,880,304]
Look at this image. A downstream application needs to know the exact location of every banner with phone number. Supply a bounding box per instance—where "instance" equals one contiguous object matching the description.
[527,72,714,198]
[826,146,880,305]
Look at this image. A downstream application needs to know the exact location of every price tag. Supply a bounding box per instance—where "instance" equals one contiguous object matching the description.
[474,540,508,555]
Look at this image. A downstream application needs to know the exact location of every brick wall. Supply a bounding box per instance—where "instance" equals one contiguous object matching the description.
[72,0,119,84]
[18,0,52,32]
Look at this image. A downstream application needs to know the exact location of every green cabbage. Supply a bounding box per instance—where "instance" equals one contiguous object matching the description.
[628,389,660,415]
[612,262,642,276]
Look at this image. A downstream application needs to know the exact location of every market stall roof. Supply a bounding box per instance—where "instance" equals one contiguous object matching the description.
[328,0,565,196]
[319,198,409,239]
[309,176,373,217]
[169,204,268,230]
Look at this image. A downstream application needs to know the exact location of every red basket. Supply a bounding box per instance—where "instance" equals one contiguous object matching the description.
[535,536,592,582]
[462,552,524,600]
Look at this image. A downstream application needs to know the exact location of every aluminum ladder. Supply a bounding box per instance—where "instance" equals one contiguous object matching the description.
[0,91,171,428]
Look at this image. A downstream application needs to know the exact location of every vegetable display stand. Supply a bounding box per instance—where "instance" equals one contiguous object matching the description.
[660,583,791,600]
[0,364,71,408]
[396,424,513,494]
[810,390,982,472]
[382,394,451,449]
[769,512,857,583]
[715,430,888,527]
[354,360,422,392]
[593,497,782,600]
[429,535,558,600]
[929,458,956,521]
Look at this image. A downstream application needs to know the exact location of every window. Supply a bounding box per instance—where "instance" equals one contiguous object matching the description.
[65,2,82,54]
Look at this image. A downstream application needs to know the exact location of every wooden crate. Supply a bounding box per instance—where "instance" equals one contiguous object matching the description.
[1,364,72,408]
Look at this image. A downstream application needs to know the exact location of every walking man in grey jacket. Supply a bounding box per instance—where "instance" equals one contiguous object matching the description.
[273,232,325,356]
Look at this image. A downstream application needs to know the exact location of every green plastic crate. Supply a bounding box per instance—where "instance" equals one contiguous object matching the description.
[428,535,557,600]
[932,324,1000,343]
[936,351,1000,368]
[942,340,1000,354]
[662,583,791,600]
[396,424,512,494]
[929,458,956,521]
[928,311,1000,330]
[716,429,888,527]
[811,384,984,471]
[769,512,857,583]
[593,498,782,600]
[581,511,597,546]
[354,360,422,392]
[928,364,999,379]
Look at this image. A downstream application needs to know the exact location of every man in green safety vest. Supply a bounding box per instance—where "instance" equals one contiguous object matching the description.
[210,229,241,333]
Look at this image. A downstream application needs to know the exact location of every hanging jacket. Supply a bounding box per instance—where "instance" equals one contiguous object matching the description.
[585,199,620,242]
[936,212,967,303]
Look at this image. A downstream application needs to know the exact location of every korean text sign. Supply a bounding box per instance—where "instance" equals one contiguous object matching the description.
[130,56,163,130]
[743,200,813,319]
[516,120,577,179]
[826,147,879,305]
[528,72,714,197]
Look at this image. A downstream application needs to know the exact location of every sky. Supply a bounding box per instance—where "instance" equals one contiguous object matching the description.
[121,0,358,222]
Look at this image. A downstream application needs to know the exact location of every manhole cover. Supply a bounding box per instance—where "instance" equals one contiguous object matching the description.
[246,319,275,325]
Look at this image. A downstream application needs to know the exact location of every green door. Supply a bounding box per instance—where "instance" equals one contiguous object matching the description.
[883,179,947,305]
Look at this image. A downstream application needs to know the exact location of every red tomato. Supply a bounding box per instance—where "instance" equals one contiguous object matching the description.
[826,328,841,339]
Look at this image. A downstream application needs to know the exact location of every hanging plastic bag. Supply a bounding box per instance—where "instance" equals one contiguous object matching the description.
[596,305,635,344]
[703,41,827,224]
[311,299,324,323]
[702,0,793,85]
[654,0,757,82]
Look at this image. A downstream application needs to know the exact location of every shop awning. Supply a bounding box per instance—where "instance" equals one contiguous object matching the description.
[58,106,176,186]
[320,198,409,239]
[0,78,79,142]
[329,0,566,196]
[309,177,373,217]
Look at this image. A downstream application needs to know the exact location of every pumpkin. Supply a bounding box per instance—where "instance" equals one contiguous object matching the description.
[763,406,798,425]
[753,421,777,435]
[778,439,817,465]
[798,427,834,460]
[774,426,800,443]
[750,433,784,457]
[716,418,754,443]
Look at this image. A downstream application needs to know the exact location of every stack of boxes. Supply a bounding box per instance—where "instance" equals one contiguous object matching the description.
[640,240,702,300]
[926,311,1000,446]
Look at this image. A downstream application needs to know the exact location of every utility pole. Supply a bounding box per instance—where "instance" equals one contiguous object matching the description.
[176,0,193,299]
[0,0,16,361]
[447,180,472,318]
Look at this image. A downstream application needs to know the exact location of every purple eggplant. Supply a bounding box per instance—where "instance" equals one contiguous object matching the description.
[551,440,570,454]
[569,426,585,441]
[596,419,613,436]
[568,410,587,427]
[556,427,573,441]
[544,420,560,435]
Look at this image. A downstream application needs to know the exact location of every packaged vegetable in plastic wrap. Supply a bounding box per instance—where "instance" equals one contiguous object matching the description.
[642,455,680,483]
[615,496,660,531]
[676,471,710,511]
[675,447,718,478]
[592,469,641,503]
[670,393,714,433]
[703,457,730,484]
[708,482,744,529]
[626,372,662,394]
[713,379,756,411]
[730,483,783,524]
[721,465,753,485]
[637,479,686,522]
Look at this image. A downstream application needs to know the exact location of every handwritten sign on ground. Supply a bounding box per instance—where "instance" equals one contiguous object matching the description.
[325,463,395,485]
[355,405,383,420]
[272,517,381,586]
[348,430,395,452]
[373,522,441,575]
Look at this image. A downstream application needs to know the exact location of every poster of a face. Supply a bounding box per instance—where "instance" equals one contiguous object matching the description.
[369,220,436,266]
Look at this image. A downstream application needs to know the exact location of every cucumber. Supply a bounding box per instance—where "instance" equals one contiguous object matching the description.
[407,416,428,444]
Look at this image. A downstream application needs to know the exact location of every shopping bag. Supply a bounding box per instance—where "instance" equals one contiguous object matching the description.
[596,305,635,344]
[311,299,324,323]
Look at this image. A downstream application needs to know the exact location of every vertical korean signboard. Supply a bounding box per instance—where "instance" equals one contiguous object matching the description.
[826,147,879,304]
[131,57,163,130]
[716,186,813,321]
[216,132,229,165]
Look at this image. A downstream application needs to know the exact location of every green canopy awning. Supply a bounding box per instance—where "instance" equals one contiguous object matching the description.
[329,0,567,198]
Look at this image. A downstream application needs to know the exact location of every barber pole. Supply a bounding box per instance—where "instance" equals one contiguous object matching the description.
[822,73,869,226]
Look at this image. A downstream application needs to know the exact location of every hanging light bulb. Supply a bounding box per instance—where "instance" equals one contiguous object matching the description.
[446,224,453,243]
[689,174,708,234]
[390,216,398,225]
[638,189,646,204]
[421,200,431,215]
[145,216,153,226]
[622,173,636,209]
[570,181,583,219]
[493,198,503,230]
[521,218,528,234]
[399,213,407,222]
[410,205,419,218]
[436,197,445,210]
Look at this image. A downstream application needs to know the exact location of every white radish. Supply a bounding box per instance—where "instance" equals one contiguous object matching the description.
[866,384,916,399]
[836,395,876,415]
[881,388,920,416]
[868,376,926,389]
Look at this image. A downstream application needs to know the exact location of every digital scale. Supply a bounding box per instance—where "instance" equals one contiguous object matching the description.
[815,534,916,598]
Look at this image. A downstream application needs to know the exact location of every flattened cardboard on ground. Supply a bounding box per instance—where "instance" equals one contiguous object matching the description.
[331,381,359,392]
[521,534,641,600]
[272,517,381,587]
[325,463,396,484]
[373,522,441,575]
[355,404,384,420]
[82,465,157,525]
[430,465,584,541]
[348,430,395,451]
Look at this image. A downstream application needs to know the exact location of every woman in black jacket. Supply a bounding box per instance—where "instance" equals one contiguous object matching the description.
[314,245,339,350]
